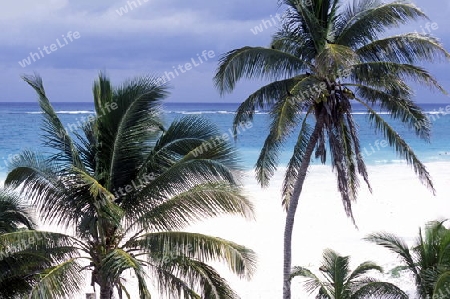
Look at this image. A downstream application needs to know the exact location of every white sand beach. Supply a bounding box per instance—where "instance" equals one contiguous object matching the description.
[1,162,449,298]
[187,161,450,298]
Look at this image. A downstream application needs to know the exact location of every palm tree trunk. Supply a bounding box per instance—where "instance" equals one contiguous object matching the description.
[283,113,325,299]
[100,284,113,299]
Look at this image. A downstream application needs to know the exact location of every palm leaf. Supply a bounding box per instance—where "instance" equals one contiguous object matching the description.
[214,47,308,94]
[336,1,428,47]
[4,151,75,227]
[0,188,35,233]
[321,249,350,298]
[232,75,310,135]
[128,182,253,232]
[364,232,419,279]
[157,256,239,299]
[434,271,450,298]
[357,99,434,192]
[151,265,201,298]
[291,266,330,296]
[103,248,152,299]
[282,114,312,208]
[28,259,84,299]
[21,73,83,168]
[132,231,256,279]
[93,74,166,190]
[351,281,408,299]
[352,62,445,93]
[348,83,431,140]
[356,33,450,64]
[347,261,383,283]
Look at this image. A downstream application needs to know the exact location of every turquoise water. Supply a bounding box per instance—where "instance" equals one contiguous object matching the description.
[1,101,450,174]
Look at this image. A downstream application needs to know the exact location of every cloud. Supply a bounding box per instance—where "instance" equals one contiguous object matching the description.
[0,0,449,103]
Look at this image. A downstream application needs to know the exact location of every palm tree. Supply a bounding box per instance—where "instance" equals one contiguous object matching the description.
[366,220,450,298]
[290,249,408,298]
[214,0,449,297]
[4,73,256,299]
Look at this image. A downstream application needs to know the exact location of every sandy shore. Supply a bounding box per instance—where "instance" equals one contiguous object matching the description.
[1,162,449,298]
[188,161,450,298]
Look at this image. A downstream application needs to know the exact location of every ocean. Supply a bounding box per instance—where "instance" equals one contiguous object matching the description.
[1,101,450,174]
[1,101,450,298]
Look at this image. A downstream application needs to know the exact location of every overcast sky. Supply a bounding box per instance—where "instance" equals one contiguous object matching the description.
[1,0,449,103]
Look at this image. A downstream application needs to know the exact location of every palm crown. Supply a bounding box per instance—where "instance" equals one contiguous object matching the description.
[291,249,408,299]
[215,0,448,214]
[4,73,256,299]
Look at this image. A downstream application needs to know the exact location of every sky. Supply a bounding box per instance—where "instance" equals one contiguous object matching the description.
[1,0,449,103]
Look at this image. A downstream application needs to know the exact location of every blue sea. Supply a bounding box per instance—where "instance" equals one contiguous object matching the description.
[1,101,450,177]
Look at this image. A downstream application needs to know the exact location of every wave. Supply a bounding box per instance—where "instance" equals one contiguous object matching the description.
[25,110,94,115]
[166,110,236,115]
[20,109,449,116]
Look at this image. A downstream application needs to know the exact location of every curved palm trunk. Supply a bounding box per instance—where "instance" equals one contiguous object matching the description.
[283,113,325,299]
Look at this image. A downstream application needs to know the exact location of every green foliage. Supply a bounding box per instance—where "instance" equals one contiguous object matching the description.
[0,188,35,233]
[291,249,408,298]
[3,73,255,298]
[366,220,450,298]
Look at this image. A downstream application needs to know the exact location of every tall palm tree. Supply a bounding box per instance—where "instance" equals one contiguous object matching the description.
[290,249,408,298]
[214,0,449,297]
[366,220,450,298]
[4,73,256,299]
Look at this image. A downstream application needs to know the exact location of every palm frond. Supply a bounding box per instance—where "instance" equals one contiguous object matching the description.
[351,281,408,298]
[356,33,450,64]
[434,271,450,298]
[282,114,312,208]
[154,257,238,299]
[364,232,418,278]
[28,259,84,299]
[348,83,431,140]
[352,62,446,94]
[214,47,308,94]
[0,230,79,261]
[321,249,350,297]
[103,248,152,298]
[21,73,83,168]
[271,23,316,60]
[128,182,253,232]
[150,266,201,299]
[336,1,428,47]
[255,91,309,187]
[232,75,310,135]
[345,110,372,192]
[4,151,75,227]
[0,188,35,233]
[93,74,166,191]
[358,100,434,192]
[290,266,330,296]
[132,159,239,214]
[132,231,256,279]
[347,261,383,283]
